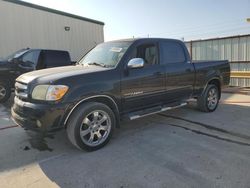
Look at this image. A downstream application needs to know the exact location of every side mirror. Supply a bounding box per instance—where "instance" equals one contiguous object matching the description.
[11,58,19,63]
[127,58,144,69]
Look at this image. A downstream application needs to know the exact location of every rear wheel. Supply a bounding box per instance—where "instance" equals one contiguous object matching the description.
[66,102,115,151]
[0,82,11,103]
[197,84,219,112]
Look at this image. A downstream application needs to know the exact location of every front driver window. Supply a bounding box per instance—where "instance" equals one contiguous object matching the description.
[137,44,158,66]
[21,51,40,68]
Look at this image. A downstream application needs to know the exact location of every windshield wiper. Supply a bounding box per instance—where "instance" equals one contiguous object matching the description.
[87,62,107,67]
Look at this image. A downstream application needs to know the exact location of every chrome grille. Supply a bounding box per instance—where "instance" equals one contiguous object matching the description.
[15,82,28,99]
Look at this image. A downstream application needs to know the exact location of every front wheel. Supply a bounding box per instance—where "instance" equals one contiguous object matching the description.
[197,84,219,112]
[66,102,115,151]
[0,82,11,103]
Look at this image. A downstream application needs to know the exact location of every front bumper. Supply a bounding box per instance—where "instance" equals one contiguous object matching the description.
[11,97,70,132]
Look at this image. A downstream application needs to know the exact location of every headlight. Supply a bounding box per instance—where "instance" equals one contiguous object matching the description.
[32,85,69,101]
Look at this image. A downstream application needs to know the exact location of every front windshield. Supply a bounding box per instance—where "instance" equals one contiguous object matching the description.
[78,41,132,68]
[5,49,29,62]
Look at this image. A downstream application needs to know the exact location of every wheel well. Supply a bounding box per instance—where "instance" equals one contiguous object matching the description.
[208,79,221,99]
[87,97,119,115]
[65,96,120,128]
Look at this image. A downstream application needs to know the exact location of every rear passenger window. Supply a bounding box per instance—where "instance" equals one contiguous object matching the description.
[161,41,186,63]
[43,51,71,68]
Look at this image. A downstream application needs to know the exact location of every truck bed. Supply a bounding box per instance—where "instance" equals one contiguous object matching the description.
[192,60,230,96]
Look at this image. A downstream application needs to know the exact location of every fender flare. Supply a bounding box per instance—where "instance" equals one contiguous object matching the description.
[201,77,221,96]
[64,95,120,127]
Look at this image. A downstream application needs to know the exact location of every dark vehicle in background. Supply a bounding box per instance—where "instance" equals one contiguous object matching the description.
[11,38,230,151]
[0,49,72,102]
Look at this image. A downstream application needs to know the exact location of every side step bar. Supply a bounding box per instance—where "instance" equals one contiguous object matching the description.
[129,103,187,120]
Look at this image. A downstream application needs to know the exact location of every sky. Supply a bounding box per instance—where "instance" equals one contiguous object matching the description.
[22,0,250,41]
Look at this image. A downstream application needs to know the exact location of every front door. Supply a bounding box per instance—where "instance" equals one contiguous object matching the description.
[17,50,40,75]
[121,42,166,113]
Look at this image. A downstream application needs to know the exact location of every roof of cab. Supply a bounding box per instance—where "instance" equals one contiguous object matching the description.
[107,38,183,43]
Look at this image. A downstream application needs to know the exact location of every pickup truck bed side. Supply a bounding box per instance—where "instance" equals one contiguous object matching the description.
[193,60,230,98]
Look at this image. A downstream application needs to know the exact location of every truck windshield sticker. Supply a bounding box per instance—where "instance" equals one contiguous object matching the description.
[110,47,122,52]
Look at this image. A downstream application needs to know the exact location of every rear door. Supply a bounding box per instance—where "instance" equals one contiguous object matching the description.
[121,41,166,113]
[160,40,195,103]
[40,50,71,69]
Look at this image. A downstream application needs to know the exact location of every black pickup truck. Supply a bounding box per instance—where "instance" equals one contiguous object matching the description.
[0,48,71,102]
[11,38,230,151]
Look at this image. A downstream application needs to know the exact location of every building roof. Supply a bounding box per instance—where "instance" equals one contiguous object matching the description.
[4,0,105,25]
[185,34,250,43]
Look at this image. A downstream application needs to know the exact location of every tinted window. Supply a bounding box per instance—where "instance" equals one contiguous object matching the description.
[137,44,158,66]
[161,41,186,63]
[5,49,29,61]
[21,50,40,68]
[43,51,71,68]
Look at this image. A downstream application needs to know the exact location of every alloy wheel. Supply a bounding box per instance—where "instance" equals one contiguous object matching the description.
[0,85,6,100]
[207,88,218,110]
[79,110,111,147]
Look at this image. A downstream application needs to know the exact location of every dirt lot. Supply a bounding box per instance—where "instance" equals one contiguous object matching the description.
[0,93,250,188]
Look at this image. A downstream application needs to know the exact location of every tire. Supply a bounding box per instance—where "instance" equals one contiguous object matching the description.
[197,84,219,112]
[66,102,116,151]
[0,82,11,103]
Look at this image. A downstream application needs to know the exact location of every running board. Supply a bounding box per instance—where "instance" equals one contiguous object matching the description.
[129,102,187,120]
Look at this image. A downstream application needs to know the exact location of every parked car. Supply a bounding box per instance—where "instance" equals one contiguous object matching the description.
[0,48,72,102]
[11,38,230,151]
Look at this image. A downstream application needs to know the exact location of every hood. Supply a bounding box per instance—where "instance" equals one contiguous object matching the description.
[16,65,111,84]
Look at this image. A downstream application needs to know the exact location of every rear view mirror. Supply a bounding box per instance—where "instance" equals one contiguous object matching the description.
[127,58,144,69]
